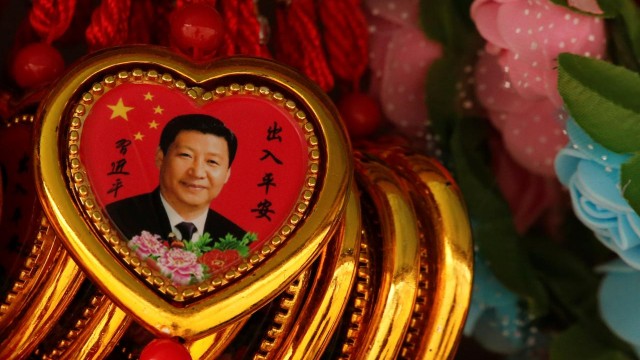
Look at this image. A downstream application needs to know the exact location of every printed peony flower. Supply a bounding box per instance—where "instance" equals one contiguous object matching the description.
[128,231,167,259]
[465,252,538,354]
[200,249,241,273]
[555,119,640,269]
[598,260,640,356]
[472,0,606,176]
[157,247,204,286]
[365,0,442,140]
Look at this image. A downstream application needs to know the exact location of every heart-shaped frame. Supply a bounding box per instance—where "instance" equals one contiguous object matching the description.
[36,46,351,339]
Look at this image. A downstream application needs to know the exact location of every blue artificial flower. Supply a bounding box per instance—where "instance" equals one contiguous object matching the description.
[555,119,640,269]
[598,260,640,357]
[465,251,537,355]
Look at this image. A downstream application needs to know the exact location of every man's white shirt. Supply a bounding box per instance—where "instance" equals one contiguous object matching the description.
[160,192,208,242]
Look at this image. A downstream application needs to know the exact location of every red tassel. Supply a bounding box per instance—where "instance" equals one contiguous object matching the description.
[319,0,368,91]
[29,0,77,43]
[85,0,132,52]
[274,0,334,92]
[217,0,239,56]
[127,0,154,44]
[236,0,270,57]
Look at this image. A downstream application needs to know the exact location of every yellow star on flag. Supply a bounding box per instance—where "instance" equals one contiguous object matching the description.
[108,98,134,121]
[144,92,154,101]
[149,120,159,129]
[153,105,164,114]
[134,132,144,141]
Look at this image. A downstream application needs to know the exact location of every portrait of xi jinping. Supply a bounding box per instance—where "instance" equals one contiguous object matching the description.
[106,113,246,243]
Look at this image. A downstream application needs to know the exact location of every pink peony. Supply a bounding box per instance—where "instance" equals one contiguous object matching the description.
[157,248,204,286]
[129,231,167,259]
[471,0,606,176]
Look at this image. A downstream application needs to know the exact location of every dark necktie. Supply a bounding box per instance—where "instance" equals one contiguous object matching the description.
[175,222,197,241]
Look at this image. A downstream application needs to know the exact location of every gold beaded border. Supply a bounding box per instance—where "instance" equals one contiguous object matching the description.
[0,115,49,327]
[254,269,311,360]
[66,69,320,303]
[42,292,106,359]
[0,217,52,323]
[399,236,429,359]
[337,234,372,359]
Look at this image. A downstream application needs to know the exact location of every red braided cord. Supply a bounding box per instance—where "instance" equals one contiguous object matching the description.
[128,0,153,44]
[176,0,217,7]
[236,0,270,57]
[319,0,368,91]
[218,0,240,56]
[275,0,334,92]
[275,6,299,66]
[29,0,77,43]
[149,0,175,46]
[85,0,132,51]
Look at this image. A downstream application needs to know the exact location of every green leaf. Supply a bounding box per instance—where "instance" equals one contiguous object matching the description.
[213,233,250,257]
[419,0,477,54]
[525,236,600,321]
[425,58,457,153]
[184,232,215,256]
[558,53,640,153]
[621,153,640,215]
[451,116,549,315]
[551,322,635,360]
[600,0,640,70]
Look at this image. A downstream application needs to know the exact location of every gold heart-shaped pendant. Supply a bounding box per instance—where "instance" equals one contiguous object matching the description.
[35,46,352,339]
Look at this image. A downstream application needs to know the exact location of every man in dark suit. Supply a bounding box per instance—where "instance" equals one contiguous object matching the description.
[106,114,246,243]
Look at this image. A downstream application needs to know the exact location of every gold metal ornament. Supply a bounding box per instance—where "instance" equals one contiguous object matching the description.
[0,43,475,360]
[35,46,352,340]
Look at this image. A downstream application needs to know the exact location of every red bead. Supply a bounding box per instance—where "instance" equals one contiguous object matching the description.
[11,43,64,89]
[337,93,383,139]
[140,338,192,360]
[169,4,225,61]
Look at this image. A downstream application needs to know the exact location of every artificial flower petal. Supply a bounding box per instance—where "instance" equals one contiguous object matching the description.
[475,51,531,119]
[599,264,640,347]
[501,98,567,176]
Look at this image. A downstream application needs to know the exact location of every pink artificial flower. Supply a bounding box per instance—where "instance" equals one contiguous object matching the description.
[476,51,567,176]
[471,0,606,176]
[489,133,563,234]
[129,231,167,259]
[365,0,442,141]
[157,248,204,286]
[472,0,606,106]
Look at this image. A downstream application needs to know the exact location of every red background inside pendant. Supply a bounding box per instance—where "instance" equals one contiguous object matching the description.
[80,82,309,245]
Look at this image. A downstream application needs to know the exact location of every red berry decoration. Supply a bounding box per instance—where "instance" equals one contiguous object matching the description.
[337,93,382,139]
[140,338,192,360]
[169,3,225,61]
[11,42,65,89]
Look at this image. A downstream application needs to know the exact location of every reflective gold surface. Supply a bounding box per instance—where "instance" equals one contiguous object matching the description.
[53,297,131,360]
[254,269,312,359]
[390,152,473,359]
[186,319,248,360]
[0,223,84,359]
[354,154,422,360]
[276,186,360,359]
[35,46,352,339]
[0,216,59,330]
